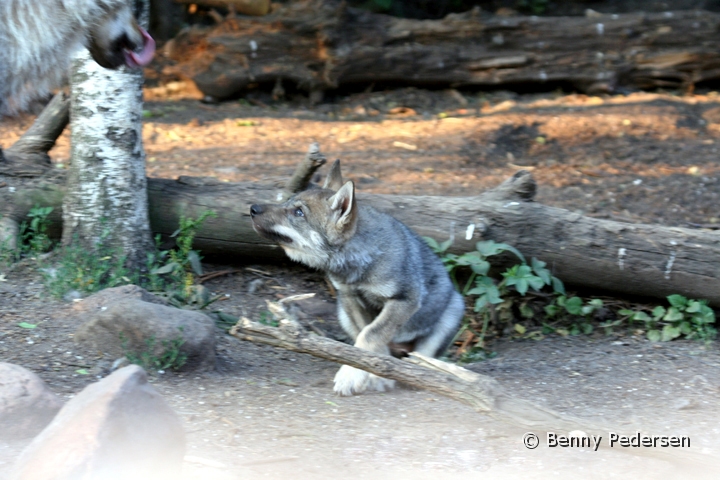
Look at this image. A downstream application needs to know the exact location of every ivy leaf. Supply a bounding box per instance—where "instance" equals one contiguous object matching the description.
[455,252,482,266]
[423,236,439,251]
[667,294,688,309]
[475,241,526,263]
[661,325,681,342]
[503,265,543,296]
[438,238,454,253]
[551,276,566,295]
[531,257,551,285]
[17,322,37,329]
[187,250,203,275]
[651,306,666,320]
[663,307,684,322]
[685,301,700,313]
[151,262,179,275]
[647,329,661,342]
[563,297,583,315]
[544,304,560,318]
[470,261,490,276]
[679,321,693,335]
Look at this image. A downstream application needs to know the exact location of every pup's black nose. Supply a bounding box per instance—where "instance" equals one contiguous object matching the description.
[250,204,263,217]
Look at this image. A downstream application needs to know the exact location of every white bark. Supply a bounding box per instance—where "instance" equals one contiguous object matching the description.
[63,2,153,268]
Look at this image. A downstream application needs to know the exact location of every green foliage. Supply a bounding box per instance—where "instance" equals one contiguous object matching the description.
[21,206,54,255]
[426,237,717,361]
[516,0,549,15]
[258,310,278,327]
[426,238,565,358]
[619,295,716,342]
[1,206,54,265]
[43,230,131,298]
[35,210,216,305]
[121,328,188,371]
[544,296,604,336]
[147,210,217,303]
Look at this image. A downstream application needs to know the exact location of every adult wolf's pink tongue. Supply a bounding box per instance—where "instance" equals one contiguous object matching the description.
[126,28,155,67]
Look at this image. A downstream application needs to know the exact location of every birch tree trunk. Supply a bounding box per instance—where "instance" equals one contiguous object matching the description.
[63,1,153,269]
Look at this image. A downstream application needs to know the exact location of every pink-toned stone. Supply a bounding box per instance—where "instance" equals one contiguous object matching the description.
[11,365,185,480]
[0,363,62,440]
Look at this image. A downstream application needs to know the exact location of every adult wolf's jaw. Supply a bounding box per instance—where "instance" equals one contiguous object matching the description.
[123,28,155,68]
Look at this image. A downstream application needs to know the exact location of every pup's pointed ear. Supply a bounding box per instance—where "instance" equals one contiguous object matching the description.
[323,159,344,191]
[328,181,357,236]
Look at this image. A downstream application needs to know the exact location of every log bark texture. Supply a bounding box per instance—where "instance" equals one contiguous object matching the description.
[167,0,720,99]
[3,169,720,306]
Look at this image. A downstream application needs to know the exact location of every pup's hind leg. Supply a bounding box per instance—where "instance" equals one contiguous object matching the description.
[414,292,465,358]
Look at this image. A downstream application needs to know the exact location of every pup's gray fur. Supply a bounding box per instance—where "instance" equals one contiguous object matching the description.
[251,161,464,395]
[0,0,155,115]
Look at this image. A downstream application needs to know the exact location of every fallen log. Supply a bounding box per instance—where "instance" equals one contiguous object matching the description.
[2,102,719,304]
[173,0,270,16]
[228,297,720,468]
[166,0,720,100]
[3,160,720,306]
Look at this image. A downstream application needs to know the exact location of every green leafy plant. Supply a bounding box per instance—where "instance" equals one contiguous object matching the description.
[426,238,717,361]
[619,295,716,342]
[121,328,188,371]
[20,206,54,255]
[43,229,131,298]
[147,210,217,301]
[426,238,565,359]
[544,296,604,336]
[1,207,54,264]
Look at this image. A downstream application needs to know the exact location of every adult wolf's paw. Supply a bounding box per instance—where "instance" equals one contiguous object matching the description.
[333,365,369,396]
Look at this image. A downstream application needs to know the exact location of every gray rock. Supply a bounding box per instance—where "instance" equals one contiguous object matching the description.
[0,363,62,441]
[72,285,168,314]
[11,365,185,480]
[75,297,216,372]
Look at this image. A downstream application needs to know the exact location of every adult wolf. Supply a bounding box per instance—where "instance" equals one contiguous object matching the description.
[250,161,465,396]
[0,0,155,115]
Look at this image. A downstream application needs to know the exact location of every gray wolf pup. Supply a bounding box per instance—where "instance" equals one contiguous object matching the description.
[250,161,464,395]
[0,0,155,115]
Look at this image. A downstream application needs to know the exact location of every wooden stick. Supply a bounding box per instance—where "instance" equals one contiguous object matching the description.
[228,300,720,468]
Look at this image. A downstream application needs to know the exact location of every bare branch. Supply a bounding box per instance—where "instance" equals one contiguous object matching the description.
[1,93,69,176]
[282,142,327,199]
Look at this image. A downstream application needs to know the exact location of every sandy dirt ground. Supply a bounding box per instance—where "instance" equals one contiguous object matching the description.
[1,86,720,479]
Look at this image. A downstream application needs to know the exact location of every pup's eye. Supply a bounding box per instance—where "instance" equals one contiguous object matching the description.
[294,207,304,217]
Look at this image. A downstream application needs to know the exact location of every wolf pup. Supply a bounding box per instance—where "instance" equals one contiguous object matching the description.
[250,161,464,396]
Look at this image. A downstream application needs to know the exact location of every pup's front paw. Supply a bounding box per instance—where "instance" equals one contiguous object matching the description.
[333,366,395,396]
[366,374,395,393]
[333,365,369,396]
